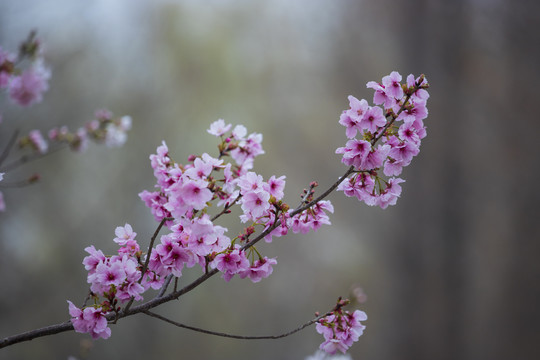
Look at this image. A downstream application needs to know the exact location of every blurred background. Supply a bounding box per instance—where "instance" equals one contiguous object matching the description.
[1,0,539,359]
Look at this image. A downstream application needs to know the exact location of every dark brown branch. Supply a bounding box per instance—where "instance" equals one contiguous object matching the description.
[0,145,67,172]
[0,163,355,349]
[0,321,73,349]
[211,194,241,222]
[142,309,332,340]
[123,217,173,313]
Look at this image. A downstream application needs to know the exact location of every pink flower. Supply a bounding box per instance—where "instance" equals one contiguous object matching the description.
[8,60,50,107]
[184,156,214,180]
[155,234,193,277]
[207,118,232,136]
[317,309,367,355]
[407,74,430,102]
[366,81,388,106]
[359,106,386,133]
[264,175,286,200]
[113,223,137,246]
[213,247,250,282]
[28,129,48,154]
[139,190,172,224]
[339,96,369,139]
[241,190,271,220]
[67,301,111,340]
[237,171,265,194]
[94,259,126,288]
[82,245,106,274]
[381,71,403,100]
[336,139,370,169]
[170,178,213,211]
[388,139,419,165]
[239,257,277,283]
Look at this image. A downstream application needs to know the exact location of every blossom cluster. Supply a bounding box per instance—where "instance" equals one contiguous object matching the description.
[336,71,429,208]
[0,33,132,214]
[66,72,429,354]
[0,31,50,111]
[316,303,367,354]
[68,119,339,339]
[66,224,146,338]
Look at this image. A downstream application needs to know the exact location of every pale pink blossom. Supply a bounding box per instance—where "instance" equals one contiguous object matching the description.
[264,175,286,200]
[207,118,232,136]
[113,223,137,246]
[8,60,50,107]
[382,71,403,99]
[28,129,48,154]
[241,190,271,220]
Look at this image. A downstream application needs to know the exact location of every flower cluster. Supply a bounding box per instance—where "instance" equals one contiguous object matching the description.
[0,33,133,214]
[67,301,111,340]
[66,72,429,354]
[67,224,146,339]
[139,120,295,284]
[48,109,132,152]
[0,31,50,109]
[316,300,367,355]
[336,71,429,208]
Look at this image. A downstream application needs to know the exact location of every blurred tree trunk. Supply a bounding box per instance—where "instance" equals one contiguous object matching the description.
[390,0,540,359]
[336,0,540,359]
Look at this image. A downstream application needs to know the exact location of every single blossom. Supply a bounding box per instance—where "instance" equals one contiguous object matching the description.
[207,118,232,136]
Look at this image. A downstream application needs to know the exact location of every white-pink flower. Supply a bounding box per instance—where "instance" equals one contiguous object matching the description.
[207,118,232,136]
[8,60,50,107]
[113,223,137,246]
[28,129,48,154]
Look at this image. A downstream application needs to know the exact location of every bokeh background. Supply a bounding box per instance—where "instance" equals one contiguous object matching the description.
[1,0,539,359]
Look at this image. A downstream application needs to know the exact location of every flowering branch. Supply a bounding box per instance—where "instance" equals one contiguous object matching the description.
[0,70,429,357]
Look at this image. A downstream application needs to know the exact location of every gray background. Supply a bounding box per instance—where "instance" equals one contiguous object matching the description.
[1,0,539,359]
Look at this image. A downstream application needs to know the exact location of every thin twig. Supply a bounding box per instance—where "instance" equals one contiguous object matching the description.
[0,129,20,167]
[0,159,356,348]
[0,145,67,172]
[123,217,173,313]
[211,194,241,222]
[155,274,174,299]
[0,321,74,349]
[142,309,333,340]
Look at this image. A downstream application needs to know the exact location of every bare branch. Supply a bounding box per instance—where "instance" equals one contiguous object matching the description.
[0,321,73,349]
[142,309,333,340]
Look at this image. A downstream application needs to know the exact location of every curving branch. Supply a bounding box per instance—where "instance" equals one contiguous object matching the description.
[142,309,333,340]
[0,164,353,349]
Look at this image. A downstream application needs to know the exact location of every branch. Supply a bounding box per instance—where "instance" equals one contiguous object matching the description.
[0,145,67,173]
[0,165,353,349]
[0,130,20,167]
[142,309,333,340]
[123,216,173,313]
[0,321,73,349]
